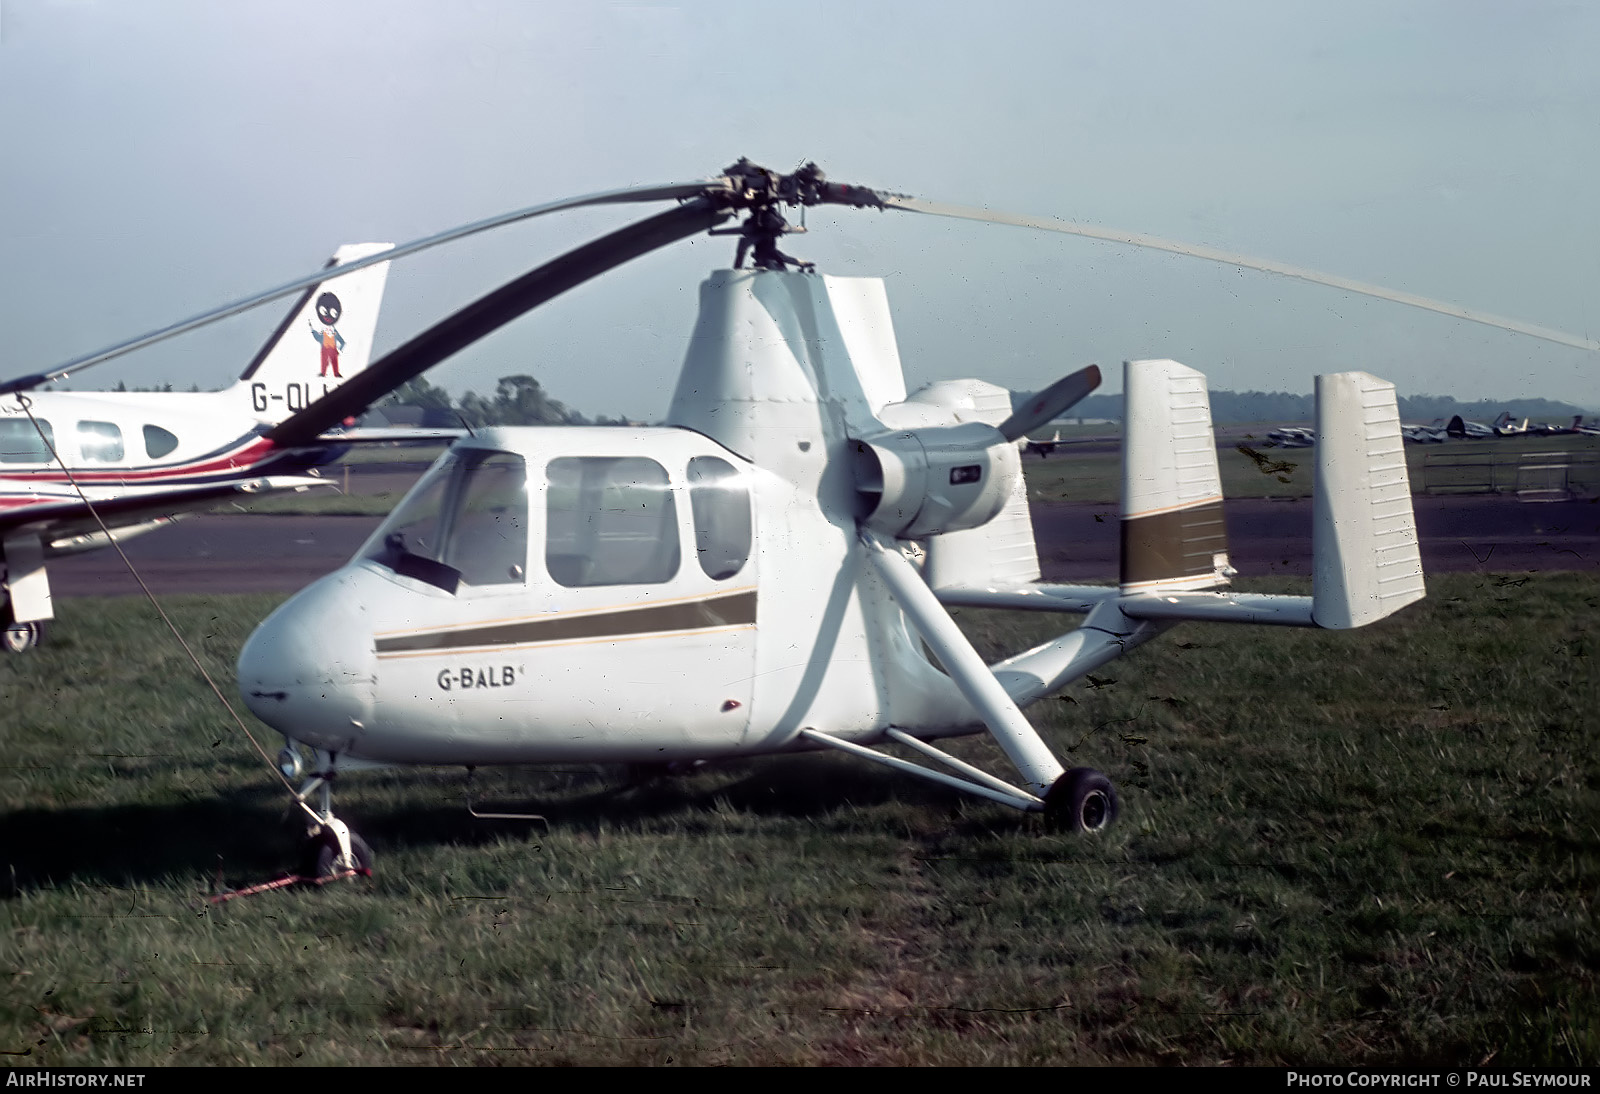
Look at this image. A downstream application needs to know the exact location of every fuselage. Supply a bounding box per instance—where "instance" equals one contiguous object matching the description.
[0,386,334,539]
[238,427,979,765]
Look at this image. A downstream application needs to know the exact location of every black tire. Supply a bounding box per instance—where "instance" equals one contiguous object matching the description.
[1044,767,1119,834]
[2,619,45,654]
[305,830,374,879]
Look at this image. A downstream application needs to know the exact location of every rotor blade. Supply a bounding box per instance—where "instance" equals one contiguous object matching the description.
[268,200,731,447]
[885,195,1600,354]
[0,179,728,396]
[998,364,1102,442]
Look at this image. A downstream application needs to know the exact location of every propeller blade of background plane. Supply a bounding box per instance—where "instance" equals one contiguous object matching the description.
[999,365,1102,442]
[883,195,1600,353]
[0,179,725,395]
[268,200,731,446]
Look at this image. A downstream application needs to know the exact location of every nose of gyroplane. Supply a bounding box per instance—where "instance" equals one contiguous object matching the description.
[237,572,377,753]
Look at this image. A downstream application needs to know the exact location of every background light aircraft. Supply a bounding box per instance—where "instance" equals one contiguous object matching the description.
[0,244,395,652]
[1446,411,1514,439]
[1265,426,1315,448]
[1402,419,1450,444]
[14,161,1588,876]
[1021,429,1061,458]
[1540,415,1599,437]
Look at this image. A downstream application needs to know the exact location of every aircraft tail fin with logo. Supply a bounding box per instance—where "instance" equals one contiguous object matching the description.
[228,243,394,424]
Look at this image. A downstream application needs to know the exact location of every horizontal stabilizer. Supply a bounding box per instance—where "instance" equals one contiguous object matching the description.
[13,476,338,555]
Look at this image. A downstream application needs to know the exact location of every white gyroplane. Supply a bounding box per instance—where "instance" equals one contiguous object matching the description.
[16,161,1587,874]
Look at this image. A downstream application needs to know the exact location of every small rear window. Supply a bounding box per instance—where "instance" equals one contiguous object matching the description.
[144,425,179,459]
[687,456,751,580]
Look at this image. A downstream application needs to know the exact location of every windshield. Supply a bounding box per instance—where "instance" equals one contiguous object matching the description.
[363,449,528,590]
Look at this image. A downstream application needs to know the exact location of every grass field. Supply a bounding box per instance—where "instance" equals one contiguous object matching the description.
[2,574,1595,1066]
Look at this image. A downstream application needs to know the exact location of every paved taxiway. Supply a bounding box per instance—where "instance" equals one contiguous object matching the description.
[45,494,1596,599]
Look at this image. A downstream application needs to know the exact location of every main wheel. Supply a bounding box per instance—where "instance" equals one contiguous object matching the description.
[2,620,44,654]
[304,830,374,880]
[1044,767,1119,834]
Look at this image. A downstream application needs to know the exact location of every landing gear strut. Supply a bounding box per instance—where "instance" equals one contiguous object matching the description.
[293,752,373,881]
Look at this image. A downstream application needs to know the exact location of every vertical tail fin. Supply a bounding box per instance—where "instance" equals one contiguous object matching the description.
[230,242,393,423]
[1113,364,1427,626]
[1118,359,1231,594]
[1312,372,1425,628]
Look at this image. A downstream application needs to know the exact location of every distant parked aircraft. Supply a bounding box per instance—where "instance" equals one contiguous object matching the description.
[1022,429,1063,457]
[1401,419,1449,444]
[1266,426,1314,448]
[1445,412,1513,439]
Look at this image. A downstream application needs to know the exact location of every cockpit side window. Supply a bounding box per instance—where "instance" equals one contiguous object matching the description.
[362,450,529,590]
[443,451,528,586]
[0,418,54,463]
[547,456,680,587]
[78,421,124,463]
[365,453,455,567]
[687,456,751,580]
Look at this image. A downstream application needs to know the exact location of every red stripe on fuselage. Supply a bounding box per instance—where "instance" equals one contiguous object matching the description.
[0,436,279,485]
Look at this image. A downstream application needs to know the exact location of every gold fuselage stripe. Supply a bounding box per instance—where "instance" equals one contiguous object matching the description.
[372,589,758,653]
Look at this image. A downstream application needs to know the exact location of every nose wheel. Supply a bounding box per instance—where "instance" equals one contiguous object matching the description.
[304,824,373,880]
[3,618,45,654]
[294,756,373,881]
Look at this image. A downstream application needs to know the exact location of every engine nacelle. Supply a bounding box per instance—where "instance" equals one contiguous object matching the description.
[851,422,1021,539]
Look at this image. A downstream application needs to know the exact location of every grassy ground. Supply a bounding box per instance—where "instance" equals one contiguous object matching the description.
[2,574,1595,1065]
[221,490,402,517]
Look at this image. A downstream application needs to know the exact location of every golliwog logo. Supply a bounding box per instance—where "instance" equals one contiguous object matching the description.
[309,292,346,378]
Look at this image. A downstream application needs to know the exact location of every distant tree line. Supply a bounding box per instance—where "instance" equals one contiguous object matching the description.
[110,381,202,393]
[377,375,631,428]
[1068,390,1592,425]
[96,377,1594,428]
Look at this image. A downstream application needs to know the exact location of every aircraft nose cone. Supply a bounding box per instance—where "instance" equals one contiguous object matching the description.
[238,572,376,752]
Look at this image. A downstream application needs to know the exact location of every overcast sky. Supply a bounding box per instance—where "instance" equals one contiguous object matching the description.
[2,0,1595,418]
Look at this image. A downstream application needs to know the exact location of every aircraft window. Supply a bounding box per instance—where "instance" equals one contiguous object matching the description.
[442,451,528,586]
[0,418,55,463]
[78,421,124,463]
[687,456,751,580]
[143,425,179,459]
[361,450,528,591]
[363,454,456,570]
[547,456,680,587]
